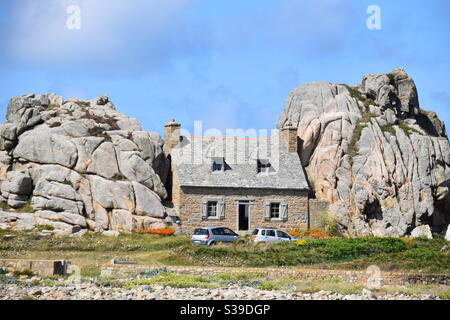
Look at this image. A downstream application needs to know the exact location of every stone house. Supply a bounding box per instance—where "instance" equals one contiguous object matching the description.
[164,120,311,233]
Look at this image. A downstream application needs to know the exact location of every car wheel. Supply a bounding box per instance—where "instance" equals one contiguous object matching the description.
[209,241,216,246]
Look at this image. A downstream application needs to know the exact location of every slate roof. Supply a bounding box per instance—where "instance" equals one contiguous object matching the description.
[171,133,309,191]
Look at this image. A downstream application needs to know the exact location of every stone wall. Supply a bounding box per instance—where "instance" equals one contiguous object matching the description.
[177,186,309,233]
[308,199,330,229]
[0,259,69,276]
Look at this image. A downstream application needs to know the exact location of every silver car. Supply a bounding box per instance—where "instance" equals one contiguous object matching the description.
[191,226,241,246]
[251,228,295,243]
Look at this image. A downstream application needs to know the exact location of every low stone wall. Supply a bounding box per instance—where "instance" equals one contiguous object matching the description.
[0,259,69,276]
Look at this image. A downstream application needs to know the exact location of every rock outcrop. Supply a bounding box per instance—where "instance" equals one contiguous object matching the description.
[0,94,172,234]
[278,68,450,237]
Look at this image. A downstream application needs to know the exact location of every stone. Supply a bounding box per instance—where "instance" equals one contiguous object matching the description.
[110,210,133,233]
[90,176,135,212]
[411,225,433,239]
[87,142,120,179]
[132,215,165,230]
[277,69,450,237]
[117,118,141,131]
[132,182,165,218]
[95,95,109,106]
[0,93,170,233]
[31,196,84,215]
[13,129,78,168]
[445,225,450,242]
[102,230,120,237]
[1,171,33,195]
[70,229,88,237]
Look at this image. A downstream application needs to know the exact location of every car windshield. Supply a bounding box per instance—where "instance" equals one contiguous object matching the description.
[277,230,290,238]
[252,229,259,235]
[212,228,223,235]
[223,228,235,235]
[266,230,276,237]
[194,228,209,235]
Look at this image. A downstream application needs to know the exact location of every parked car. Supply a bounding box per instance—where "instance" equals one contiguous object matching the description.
[251,228,295,243]
[191,226,241,246]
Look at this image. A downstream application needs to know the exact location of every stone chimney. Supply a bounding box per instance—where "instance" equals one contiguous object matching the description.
[281,121,298,153]
[164,119,181,155]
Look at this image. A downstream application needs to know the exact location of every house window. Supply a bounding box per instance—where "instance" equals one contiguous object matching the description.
[212,157,225,172]
[202,197,225,220]
[257,159,272,173]
[207,201,218,217]
[264,200,288,221]
[212,161,222,171]
[270,202,280,219]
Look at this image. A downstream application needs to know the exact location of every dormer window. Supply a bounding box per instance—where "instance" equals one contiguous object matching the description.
[257,159,272,174]
[212,157,225,172]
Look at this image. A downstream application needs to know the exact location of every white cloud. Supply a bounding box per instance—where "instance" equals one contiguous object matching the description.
[2,0,203,73]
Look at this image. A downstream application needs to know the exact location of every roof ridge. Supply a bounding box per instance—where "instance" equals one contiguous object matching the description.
[184,136,287,141]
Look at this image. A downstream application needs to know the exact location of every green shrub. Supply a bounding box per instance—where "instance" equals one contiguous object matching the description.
[13,270,35,277]
[380,124,396,136]
[317,212,342,237]
[174,237,409,268]
[258,281,283,291]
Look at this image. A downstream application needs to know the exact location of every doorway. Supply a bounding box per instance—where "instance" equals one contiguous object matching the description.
[238,203,250,231]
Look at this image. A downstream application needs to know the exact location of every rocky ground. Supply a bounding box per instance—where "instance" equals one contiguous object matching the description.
[0,268,446,301]
[0,282,440,301]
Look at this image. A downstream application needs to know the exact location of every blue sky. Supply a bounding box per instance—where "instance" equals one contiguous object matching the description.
[0,0,449,136]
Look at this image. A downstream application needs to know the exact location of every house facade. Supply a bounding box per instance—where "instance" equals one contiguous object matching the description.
[165,120,311,233]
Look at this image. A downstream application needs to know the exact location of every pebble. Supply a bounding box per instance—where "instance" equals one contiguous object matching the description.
[0,281,441,300]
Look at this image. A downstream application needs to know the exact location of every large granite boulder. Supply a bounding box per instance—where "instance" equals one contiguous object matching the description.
[277,68,450,237]
[0,94,171,233]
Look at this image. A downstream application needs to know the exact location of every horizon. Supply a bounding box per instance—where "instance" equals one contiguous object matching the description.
[1,0,449,136]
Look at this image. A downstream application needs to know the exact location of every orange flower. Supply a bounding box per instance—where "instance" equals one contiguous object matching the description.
[287,229,331,238]
[308,231,331,238]
[132,227,175,236]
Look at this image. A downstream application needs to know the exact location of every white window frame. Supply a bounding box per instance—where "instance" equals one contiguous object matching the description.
[264,199,288,222]
[202,197,225,220]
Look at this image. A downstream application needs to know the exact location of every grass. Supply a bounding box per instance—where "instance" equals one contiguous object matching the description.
[0,199,34,213]
[343,84,375,108]
[347,111,378,164]
[1,230,448,276]
[13,270,35,277]
[380,124,396,136]
[172,237,411,267]
[0,229,190,252]
[331,238,450,274]
[398,120,423,137]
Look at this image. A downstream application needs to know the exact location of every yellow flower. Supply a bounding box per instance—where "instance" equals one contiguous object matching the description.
[295,240,307,246]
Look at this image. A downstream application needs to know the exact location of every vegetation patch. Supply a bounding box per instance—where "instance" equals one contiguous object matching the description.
[0,229,190,252]
[398,120,423,137]
[347,112,377,164]
[328,238,450,274]
[172,237,410,268]
[0,199,34,213]
[344,84,375,108]
[380,124,396,136]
